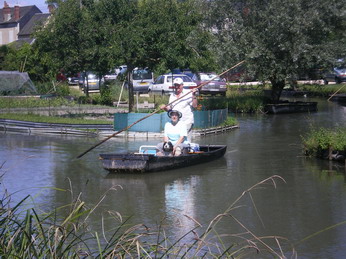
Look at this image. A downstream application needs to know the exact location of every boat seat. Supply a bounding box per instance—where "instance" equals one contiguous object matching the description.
[138,145,158,155]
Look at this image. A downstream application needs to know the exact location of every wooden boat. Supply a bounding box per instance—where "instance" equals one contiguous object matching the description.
[264,101,317,114]
[99,145,227,173]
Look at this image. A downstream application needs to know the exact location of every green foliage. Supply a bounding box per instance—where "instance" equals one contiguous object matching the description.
[208,0,346,101]
[198,96,228,110]
[221,116,238,127]
[302,127,346,156]
[142,94,169,108]
[226,90,268,113]
[31,0,215,111]
[1,43,54,82]
[298,84,346,97]
[0,96,74,108]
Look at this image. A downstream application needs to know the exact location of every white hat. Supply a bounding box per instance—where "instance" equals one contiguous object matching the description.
[168,110,182,118]
[173,78,184,85]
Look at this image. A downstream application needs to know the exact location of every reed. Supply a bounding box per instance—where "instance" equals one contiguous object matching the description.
[302,127,346,157]
[226,90,268,113]
[298,84,346,97]
[0,173,295,258]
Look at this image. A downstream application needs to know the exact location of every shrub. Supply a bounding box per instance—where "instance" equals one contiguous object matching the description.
[302,127,346,157]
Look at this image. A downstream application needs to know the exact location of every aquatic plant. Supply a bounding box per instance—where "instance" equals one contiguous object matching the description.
[302,127,346,159]
[0,174,295,258]
[226,90,268,113]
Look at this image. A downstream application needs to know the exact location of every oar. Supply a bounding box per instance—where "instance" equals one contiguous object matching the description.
[327,84,345,101]
[76,60,245,159]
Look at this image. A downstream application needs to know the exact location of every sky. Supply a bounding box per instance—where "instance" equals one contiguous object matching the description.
[4,0,49,13]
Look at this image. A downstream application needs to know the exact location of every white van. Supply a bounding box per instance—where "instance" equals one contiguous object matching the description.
[149,73,197,94]
[131,68,154,93]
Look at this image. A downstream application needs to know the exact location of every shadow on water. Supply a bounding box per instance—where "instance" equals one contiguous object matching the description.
[303,157,346,183]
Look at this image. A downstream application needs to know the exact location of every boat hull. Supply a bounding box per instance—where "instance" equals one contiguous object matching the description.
[99,145,227,173]
[264,101,317,114]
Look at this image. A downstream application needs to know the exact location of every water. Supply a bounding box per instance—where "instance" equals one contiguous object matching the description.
[1,98,346,258]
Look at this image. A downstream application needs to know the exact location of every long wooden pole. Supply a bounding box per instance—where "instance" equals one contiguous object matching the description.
[76,60,245,158]
[327,84,345,101]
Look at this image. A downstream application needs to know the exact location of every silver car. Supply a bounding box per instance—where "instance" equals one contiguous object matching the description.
[79,72,104,91]
[149,74,197,95]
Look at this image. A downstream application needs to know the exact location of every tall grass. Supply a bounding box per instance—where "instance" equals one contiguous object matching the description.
[298,84,346,97]
[0,173,295,258]
[0,96,75,109]
[302,127,346,158]
[226,90,269,113]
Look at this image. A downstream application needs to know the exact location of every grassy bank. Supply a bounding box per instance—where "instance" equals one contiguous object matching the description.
[297,83,346,97]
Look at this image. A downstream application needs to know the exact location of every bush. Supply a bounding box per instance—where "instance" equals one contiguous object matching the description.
[302,127,346,157]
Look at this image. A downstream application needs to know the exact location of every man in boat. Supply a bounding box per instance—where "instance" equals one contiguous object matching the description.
[160,78,198,142]
[156,110,189,156]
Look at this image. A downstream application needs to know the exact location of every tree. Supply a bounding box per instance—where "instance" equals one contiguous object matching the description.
[92,0,214,111]
[207,0,346,102]
[34,0,214,110]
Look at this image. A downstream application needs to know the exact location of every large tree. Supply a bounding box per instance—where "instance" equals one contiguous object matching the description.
[92,0,214,111]
[35,0,214,111]
[207,0,346,102]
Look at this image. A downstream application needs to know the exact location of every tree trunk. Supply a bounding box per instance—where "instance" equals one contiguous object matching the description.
[127,68,134,112]
[270,79,285,103]
[85,72,89,98]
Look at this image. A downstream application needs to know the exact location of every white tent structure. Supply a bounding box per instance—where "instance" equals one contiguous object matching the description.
[0,71,37,95]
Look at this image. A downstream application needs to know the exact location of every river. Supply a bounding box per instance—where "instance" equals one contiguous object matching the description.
[1,97,346,258]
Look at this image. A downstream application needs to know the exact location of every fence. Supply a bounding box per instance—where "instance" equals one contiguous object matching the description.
[113,108,228,132]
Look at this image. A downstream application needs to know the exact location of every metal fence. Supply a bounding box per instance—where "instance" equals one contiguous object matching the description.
[114,108,228,132]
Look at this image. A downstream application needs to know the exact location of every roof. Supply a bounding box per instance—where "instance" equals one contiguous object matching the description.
[18,13,50,37]
[0,5,41,25]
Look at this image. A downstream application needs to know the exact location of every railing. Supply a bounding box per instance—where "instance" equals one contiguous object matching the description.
[113,108,228,132]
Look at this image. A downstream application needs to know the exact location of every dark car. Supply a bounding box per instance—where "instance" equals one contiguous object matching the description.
[67,74,79,85]
[188,72,227,96]
[223,65,255,82]
[323,66,346,84]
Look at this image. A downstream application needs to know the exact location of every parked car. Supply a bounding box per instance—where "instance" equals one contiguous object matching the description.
[323,66,346,84]
[222,64,255,82]
[78,72,104,91]
[187,72,227,96]
[67,74,79,85]
[115,65,127,75]
[131,68,154,93]
[149,74,197,94]
[104,69,118,81]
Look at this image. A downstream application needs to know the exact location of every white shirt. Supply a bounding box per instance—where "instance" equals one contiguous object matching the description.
[169,89,194,124]
[164,120,188,145]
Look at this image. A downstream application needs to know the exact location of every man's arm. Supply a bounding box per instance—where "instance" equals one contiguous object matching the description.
[191,89,198,108]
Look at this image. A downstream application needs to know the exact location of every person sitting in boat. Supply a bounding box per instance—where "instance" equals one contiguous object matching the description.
[156,110,189,156]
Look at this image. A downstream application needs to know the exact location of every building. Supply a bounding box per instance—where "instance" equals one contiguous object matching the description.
[0,1,51,46]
